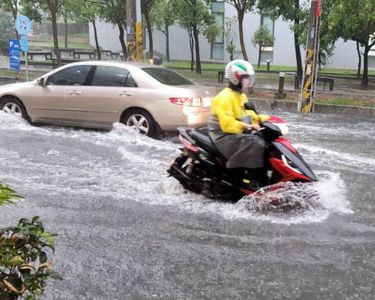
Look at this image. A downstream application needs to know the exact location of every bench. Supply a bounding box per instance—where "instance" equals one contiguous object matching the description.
[27,51,53,60]
[95,49,112,57]
[110,52,124,60]
[217,71,225,83]
[73,50,96,59]
[60,48,76,56]
[295,75,334,91]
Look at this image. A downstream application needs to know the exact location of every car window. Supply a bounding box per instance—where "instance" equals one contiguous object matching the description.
[91,66,137,87]
[142,67,194,86]
[46,65,92,86]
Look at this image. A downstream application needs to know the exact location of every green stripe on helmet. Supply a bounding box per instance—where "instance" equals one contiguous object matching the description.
[234,62,247,72]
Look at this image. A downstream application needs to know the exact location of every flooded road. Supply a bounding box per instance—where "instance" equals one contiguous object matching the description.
[0,111,374,299]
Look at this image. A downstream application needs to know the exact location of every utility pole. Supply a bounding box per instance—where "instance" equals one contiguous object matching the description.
[298,0,322,113]
[135,0,143,61]
[126,0,135,60]
[126,0,143,61]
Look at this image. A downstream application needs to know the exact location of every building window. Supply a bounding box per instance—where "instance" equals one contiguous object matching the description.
[260,14,275,53]
[211,2,224,60]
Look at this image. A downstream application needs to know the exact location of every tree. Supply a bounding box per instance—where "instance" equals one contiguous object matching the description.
[151,0,176,61]
[225,0,256,61]
[173,0,219,74]
[0,0,19,38]
[98,0,128,60]
[328,0,375,87]
[20,0,65,66]
[142,0,157,58]
[252,25,275,68]
[298,0,336,70]
[257,0,306,76]
[70,1,102,59]
[224,16,238,60]
[0,10,14,52]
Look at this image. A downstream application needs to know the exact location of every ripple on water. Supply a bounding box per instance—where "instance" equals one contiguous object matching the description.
[0,111,353,225]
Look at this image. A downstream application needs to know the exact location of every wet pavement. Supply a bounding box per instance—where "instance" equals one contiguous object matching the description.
[0,110,374,299]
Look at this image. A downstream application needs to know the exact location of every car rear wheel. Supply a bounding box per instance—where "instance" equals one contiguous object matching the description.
[0,97,29,120]
[122,109,156,138]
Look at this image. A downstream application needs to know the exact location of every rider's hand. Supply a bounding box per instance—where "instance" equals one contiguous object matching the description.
[244,123,262,131]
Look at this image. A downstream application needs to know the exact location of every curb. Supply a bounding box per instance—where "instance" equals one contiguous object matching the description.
[0,77,374,117]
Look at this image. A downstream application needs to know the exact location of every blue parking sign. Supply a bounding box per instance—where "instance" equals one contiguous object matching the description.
[9,39,20,70]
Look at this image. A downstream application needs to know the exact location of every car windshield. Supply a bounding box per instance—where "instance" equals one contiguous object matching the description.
[142,67,194,86]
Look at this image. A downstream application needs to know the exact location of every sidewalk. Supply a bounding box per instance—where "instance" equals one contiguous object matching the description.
[1,54,374,99]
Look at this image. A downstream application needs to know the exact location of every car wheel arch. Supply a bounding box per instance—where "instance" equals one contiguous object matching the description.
[120,107,162,138]
[0,95,31,122]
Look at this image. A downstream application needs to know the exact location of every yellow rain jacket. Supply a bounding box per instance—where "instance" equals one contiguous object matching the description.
[210,88,269,134]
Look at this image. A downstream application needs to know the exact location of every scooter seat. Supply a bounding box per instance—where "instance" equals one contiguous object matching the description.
[190,130,222,157]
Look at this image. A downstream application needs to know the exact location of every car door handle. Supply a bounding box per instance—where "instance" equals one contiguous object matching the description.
[120,91,132,96]
[68,90,82,95]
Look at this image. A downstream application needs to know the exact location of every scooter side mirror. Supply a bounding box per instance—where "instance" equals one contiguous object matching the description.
[244,101,257,113]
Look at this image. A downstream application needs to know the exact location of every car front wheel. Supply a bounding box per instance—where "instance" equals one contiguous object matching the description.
[122,109,156,138]
[0,97,29,120]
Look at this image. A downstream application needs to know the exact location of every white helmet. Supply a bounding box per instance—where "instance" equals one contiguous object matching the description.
[225,59,255,86]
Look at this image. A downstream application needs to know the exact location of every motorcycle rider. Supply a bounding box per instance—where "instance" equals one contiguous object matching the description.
[208,60,270,191]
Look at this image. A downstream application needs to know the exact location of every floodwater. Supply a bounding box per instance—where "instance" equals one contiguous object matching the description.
[0,110,374,299]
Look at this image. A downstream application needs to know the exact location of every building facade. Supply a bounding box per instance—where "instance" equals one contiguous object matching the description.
[89,2,375,69]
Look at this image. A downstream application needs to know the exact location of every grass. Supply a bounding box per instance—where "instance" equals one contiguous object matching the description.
[165,60,375,76]
[0,69,45,80]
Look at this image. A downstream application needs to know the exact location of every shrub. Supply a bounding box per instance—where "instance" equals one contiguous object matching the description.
[0,184,62,299]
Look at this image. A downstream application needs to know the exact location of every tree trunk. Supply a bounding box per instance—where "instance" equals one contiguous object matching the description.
[188,28,195,71]
[294,0,302,76]
[356,41,362,78]
[258,45,262,68]
[64,16,68,49]
[165,24,170,62]
[238,11,248,61]
[49,2,61,66]
[10,1,19,40]
[92,20,101,60]
[361,46,370,88]
[193,24,201,74]
[144,10,153,58]
[118,23,128,61]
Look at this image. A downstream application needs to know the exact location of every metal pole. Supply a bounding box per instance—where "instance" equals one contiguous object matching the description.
[135,0,143,61]
[25,51,29,81]
[298,0,321,113]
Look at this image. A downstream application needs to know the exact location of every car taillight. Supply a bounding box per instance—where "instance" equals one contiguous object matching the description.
[169,97,203,107]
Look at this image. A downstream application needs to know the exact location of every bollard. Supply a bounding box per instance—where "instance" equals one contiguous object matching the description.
[267,59,271,71]
[274,72,286,99]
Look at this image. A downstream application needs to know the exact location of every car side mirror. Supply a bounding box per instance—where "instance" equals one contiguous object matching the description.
[37,77,45,87]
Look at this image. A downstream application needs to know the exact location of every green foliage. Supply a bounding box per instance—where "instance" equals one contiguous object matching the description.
[225,0,257,61]
[224,16,238,58]
[252,25,275,67]
[328,0,375,46]
[0,184,22,207]
[252,25,275,48]
[0,10,13,53]
[0,217,62,299]
[172,0,219,41]
[0,185,61,299]
[98,0,127,26]
[152,0,176,31]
